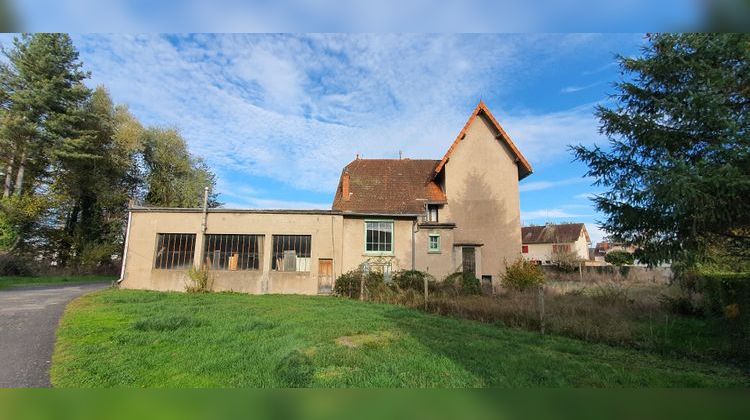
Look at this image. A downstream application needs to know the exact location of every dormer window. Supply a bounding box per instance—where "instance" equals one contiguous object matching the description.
[427,204,439,222]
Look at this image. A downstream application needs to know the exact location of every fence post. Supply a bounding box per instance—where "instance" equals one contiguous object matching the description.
[360,275,365,301]
[579,262,583,282]
[537,285,545,335]
[424,275,429,309]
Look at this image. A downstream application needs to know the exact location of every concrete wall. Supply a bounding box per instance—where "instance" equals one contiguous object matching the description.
[442,113,523,287]
[121,210,343,295]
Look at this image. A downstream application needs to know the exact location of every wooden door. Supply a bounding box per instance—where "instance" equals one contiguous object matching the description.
[318,259,333,294]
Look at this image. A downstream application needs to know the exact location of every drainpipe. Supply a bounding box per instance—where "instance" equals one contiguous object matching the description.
[201,186,209,234]
[117,210,133,284]
[411,219,417,270]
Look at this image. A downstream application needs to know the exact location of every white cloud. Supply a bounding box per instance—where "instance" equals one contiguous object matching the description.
[560,81,602,93]
[521,208,594,221]
[71,33,606,199]
[498,102,605,169]
[519,177,591,192]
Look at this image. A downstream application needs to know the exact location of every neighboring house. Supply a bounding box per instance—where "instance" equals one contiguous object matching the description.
[521,223,591,264]
[592,241,638,263]
[119,102,533,294]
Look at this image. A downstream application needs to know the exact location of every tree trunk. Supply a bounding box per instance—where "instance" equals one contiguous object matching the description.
[13,150,26,196]
[2,155,13,198]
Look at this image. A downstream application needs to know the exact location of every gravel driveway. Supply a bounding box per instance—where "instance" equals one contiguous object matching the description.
[0,282,110,387]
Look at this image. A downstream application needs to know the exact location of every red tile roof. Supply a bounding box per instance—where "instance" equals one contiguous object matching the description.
[434,101,533,180]
[332,159,446,215]
[521,223,589,244]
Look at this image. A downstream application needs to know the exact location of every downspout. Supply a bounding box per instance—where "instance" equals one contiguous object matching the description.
[117,210,133,284]
[411,219,417,270]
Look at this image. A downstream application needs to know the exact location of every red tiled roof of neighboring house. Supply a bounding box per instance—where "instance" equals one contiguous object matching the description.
[332,159,446,215]
[433,101,533,181]
[521,223,589,244]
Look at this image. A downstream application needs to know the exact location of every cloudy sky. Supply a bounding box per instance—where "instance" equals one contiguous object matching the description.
[3,33,647,243]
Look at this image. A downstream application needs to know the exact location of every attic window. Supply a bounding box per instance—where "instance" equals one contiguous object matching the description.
[427,204,439,222]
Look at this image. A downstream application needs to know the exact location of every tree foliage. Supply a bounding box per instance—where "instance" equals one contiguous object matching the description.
[571,34,750,269]
[0,34,220,271]
[604,250,635,267]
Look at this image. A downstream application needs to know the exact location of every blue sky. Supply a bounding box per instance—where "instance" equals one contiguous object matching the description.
[4,33,647,243]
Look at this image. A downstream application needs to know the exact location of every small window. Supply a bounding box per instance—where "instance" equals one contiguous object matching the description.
[203,234,263,271]
[428,234,440,252]
[154,233,196,269]
[427,204,439,222]
[522,245,529,253]
[365,221,393,253]
[272,235,312,272]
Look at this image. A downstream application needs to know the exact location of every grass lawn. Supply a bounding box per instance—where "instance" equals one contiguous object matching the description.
[0,275,116,290]
[52,289,750,387]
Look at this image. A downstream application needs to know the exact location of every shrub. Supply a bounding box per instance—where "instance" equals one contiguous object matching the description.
[605,250,635,266]
[501,259,545,291]
[185,265,212,293]
[392,270,434,292]
[333,269,385,300]
[0,253,38,276]
[438,272,481,296]
[552,251,582,272]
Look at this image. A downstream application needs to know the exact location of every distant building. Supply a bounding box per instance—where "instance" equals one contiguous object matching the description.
[521,223,591,264]
[592,241,637,262]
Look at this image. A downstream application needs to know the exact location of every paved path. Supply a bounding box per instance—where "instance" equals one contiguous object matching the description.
[0,283,110,388]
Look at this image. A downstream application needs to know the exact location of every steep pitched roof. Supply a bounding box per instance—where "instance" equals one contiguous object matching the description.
[434,101,533,180]
[521,223,590,244]
[332,159,446,215]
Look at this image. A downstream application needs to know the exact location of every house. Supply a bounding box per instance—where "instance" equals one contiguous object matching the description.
[521,223,591,264]
[118,101,532,294]
[592,241,638,262]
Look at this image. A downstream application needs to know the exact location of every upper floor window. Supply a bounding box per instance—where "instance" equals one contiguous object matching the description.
[154,233,196,269]
[427,204,439,222]
[272,235,312,272]
[203,234,263,271]
[365,221,393,253]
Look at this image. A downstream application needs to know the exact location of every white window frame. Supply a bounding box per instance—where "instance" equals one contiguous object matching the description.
[364,220,394,255]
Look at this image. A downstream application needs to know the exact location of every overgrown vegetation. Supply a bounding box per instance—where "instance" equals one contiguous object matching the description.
[605,250,635,266]
[501,259,545,291]
[0,34,220,274]
[185,265,213,293]
[0,274,114,290]
[51,289,749,387]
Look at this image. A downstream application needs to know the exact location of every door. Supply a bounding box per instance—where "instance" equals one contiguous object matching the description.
[462,247,476,277]
[318,259,333,294]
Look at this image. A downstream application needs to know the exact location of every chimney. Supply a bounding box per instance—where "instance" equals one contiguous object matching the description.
[356,153,360,160]
[342,171,350,201]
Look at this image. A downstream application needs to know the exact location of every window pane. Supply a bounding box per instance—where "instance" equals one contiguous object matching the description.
[203,234,263,271]
[365,221,393,253]
[154,233,196,269]
[272,235,312,271]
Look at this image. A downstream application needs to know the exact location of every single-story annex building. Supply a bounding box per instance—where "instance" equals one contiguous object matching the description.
[118,102,533,294]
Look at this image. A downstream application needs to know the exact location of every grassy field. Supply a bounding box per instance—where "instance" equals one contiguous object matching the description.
[0,275,116,290]
[51,289,749,387]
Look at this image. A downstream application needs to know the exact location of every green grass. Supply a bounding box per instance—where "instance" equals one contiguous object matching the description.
[0,275,116,290]
[51,289,750,387]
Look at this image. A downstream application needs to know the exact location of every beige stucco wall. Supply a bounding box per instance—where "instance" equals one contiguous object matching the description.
[442,113,523,287]
[413,227,457,279]
[340,216,415,275]
[522,232,591,263]
[121,210,344,295]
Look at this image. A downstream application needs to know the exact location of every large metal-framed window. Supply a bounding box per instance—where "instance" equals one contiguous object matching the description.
[154,233,196,269]
[203,234,263,271]
[272,235,312,272]
[365,220,394,254]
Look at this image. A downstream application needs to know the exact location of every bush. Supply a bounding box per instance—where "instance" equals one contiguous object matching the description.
[0,253,38,276]
[185,265,212,293]
[438,272,481,296]
[696,273,750,352]
[392,270,434,292]
[333,269,385,300]
[501,259,545,291]
[552,251,582,273]
[605,250,635,266]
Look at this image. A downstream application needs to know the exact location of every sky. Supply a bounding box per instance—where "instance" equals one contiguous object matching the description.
[3,33,647,244]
